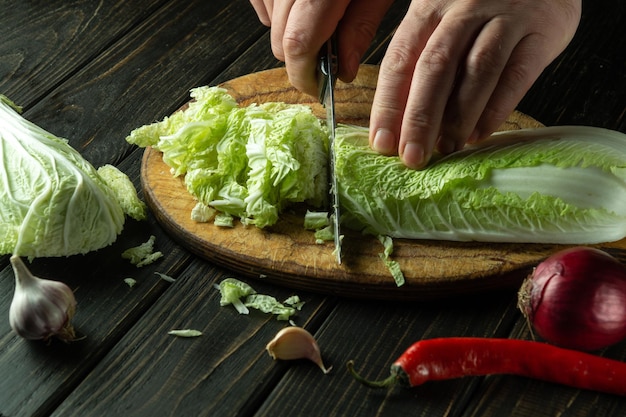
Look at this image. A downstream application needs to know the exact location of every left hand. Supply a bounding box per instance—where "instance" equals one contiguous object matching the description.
[368,0,582,168]
[249,0,395,95]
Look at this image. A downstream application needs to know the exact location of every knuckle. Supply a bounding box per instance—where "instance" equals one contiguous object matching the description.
[466,46,503,79]
[281,29,313,60]
[381,43,418,77]
[419,47,454,75]
[503,60,533,90]
[404,110,438,133]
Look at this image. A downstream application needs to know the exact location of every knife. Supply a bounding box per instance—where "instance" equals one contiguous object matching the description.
[318,35,342,264]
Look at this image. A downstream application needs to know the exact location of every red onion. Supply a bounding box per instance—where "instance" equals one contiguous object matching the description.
[518,246,626,351]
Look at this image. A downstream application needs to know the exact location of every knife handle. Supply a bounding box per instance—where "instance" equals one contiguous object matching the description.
[317,35,338,104]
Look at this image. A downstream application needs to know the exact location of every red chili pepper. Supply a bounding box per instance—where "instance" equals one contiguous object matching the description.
[347,337,626,396]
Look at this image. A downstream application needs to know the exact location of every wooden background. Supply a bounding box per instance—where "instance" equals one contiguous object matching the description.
[0,1,625,417]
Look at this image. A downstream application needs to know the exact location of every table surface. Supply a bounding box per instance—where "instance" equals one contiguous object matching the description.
[1,1,625,416]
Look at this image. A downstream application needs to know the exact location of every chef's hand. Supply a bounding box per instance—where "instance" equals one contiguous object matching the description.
[249,0,393,94]
[249,0,581,169]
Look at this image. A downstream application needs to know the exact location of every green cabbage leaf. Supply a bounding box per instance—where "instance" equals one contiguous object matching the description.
[0,95,146,258]
[336,124,626,244]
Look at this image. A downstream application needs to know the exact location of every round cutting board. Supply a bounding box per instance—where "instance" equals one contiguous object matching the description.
[141,65,626,300]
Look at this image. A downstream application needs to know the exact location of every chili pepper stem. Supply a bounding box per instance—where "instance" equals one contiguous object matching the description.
[346,360,397,389]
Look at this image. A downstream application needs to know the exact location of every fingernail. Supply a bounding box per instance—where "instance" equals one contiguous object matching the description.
[372,129,396,154]
[402,142,425,169]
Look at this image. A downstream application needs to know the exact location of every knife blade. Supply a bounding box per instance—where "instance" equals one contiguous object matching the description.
[318,35,342,264]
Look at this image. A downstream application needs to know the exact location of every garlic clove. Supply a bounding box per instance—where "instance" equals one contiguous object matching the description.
[266,326,332,374]
[9,255,77,342]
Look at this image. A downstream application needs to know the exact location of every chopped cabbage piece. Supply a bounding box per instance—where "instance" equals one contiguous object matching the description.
[216,278,300,320]
[122,235,163,267]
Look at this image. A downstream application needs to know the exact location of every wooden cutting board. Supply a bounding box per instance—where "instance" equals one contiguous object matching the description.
[141,65,626,300]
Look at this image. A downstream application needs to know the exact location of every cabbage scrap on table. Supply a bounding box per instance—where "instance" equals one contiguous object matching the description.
[127,86,626,247]
[0,95,146,258]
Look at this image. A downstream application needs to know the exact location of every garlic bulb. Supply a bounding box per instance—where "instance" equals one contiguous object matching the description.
[266,326,331,374]
[9,255,77,342]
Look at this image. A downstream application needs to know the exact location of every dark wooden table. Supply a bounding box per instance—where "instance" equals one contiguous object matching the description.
[1,1,625,416]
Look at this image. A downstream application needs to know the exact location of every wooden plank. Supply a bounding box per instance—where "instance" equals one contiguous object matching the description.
[461,322,626,417]
[360,0,411,64]
[518,0,626,130]
[254,293,520,417]
[0,150,191,417]
[50,261,335,417]
[0,1,270,415]
[0,0,166,105]
[211,38,281,87]
[257,306,626,417]
[19,0,268,169]
[1,0,624,416]
[51,267,517,417]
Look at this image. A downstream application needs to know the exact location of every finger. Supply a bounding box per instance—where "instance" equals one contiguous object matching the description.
[250,0,272,26]
[439,16,524,153]
[269,0,296,62]
[398,13,482,168]
[369,7,436,159]
[472,33,552,142]
[282,0,349,96]
[336,0,395,83]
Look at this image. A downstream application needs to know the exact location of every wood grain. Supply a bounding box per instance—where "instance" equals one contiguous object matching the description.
[0,2,270,416]
[140,65,626,300]
[2,1,625,417]
[21,0,268,169]
[0,0,164,105]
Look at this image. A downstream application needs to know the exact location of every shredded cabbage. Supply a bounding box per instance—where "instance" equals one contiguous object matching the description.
[127,86,328,228]
[304,210,330,230]
[0,95,146,258]
[122,235,163,267]
[377,235,405,286]
[244,294,296,321]
[218,278,256,314]
[216,277,299,320]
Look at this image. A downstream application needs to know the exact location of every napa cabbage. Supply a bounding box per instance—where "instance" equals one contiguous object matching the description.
[0,95,146,258]
[336,124,626,244]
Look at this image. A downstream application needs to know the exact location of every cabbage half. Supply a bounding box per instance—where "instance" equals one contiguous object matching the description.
[336,124,626,244]
[0,95,146,258]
